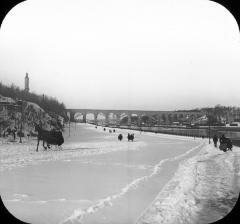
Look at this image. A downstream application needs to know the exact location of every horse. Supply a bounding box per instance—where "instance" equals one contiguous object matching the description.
[34,123,64,152]
[118,134,123,141]
[127,133,134,141]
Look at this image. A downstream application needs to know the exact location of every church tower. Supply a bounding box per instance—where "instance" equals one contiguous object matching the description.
[24,73,29,93]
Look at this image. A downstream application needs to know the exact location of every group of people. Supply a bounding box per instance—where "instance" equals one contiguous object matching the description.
[99,126,134,142]
[117,133,134,141]
[101,127,116,133]
[1,126,18,140]
[213,134,232,152]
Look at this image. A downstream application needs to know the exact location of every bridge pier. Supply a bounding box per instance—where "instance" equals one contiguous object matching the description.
[172,113,178,122]
[157,114,161,126]
[116,114,120,127]
[137,115,141,127]
[165,113,169,124]
[128,114,131,126]
[105,113,109,126]
[94,113,98,125]
[70,112,75,122]
[82,113,87,123]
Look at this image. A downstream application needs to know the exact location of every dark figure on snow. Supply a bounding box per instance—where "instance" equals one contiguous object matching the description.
[219,134,226,145]
[5,127,11,137]
[118,134,123,141]
[219,134,232,152]
[213,135,218,147]
[127,133,134,141]
[12,127,17,140]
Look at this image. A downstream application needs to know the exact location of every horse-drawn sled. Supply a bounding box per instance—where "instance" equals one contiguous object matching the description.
[34,123,64,152]
[219,135,232,152]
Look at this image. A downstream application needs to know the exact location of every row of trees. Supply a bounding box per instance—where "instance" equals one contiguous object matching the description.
[0,82,67,119]
[202,104,240,125]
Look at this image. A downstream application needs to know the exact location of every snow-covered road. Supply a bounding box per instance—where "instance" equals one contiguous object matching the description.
[137,144,240,224]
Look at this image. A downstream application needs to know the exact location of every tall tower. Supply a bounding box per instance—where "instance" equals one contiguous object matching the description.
[24,73,29,93]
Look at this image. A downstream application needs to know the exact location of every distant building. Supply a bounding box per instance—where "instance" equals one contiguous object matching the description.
[0,103,8,121]
[0,95,17,121]
[25,73,29,93]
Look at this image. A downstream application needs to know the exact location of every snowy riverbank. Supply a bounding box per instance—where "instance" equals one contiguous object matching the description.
[136,144,240,224]
[0,138,146,172]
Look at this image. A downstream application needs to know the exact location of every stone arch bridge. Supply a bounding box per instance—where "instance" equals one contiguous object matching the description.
[65,109,204,127]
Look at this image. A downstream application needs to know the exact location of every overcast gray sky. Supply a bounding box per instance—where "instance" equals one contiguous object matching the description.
[0,0,239,110]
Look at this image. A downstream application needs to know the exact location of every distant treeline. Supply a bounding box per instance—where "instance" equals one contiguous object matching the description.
[0,82,66,119]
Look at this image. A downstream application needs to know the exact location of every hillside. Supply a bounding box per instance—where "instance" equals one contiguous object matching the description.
[0,94,64,139]
[0,82,66,119]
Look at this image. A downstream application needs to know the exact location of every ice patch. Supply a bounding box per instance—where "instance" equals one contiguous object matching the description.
[13,193,29,198]
[76,160,153,170]
[5,197,93,205]
[6,199,21,202]
[34,200,48,204]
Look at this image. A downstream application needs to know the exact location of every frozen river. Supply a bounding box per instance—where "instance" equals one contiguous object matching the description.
[0,123,209,224]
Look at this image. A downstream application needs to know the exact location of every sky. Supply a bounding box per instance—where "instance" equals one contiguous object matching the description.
[0,0,240,111]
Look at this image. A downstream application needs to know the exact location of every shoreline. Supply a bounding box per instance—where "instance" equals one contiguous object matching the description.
[88,123,240,147]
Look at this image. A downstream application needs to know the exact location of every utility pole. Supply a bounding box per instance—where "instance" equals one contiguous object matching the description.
[66,112,71,137]
[18,100,23,143]
[207,109,211,144]
[208,122,211,144]
[69,118,71,137]
[68,120,70,136]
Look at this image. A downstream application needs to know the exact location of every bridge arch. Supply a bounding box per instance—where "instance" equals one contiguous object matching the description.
[86,112,96,124]
[74,112,84,122]
[96,112,108,126]
[118,112,128,126]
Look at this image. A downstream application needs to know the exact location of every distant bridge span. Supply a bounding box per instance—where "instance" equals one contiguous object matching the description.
[65,108,204,126]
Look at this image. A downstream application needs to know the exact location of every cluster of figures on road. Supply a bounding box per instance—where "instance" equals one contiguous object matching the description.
[213,134,232,152]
